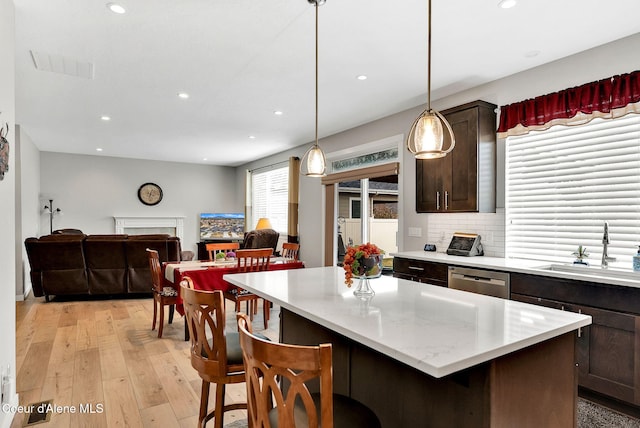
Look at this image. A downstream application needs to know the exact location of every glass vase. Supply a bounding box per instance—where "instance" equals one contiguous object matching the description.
[352,254,383,298]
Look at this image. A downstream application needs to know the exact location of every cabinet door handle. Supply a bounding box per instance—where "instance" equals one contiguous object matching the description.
[408,266,425,271]
[445,191,449,210]
[436,191,440,210]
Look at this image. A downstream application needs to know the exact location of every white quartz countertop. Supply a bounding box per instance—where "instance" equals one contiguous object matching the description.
[224,266,591,378]
[393,251,640,288]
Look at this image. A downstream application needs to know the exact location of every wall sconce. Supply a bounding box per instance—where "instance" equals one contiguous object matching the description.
[43,199,62,234]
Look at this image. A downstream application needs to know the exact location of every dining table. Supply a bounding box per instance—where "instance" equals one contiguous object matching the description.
[162,256,305,316]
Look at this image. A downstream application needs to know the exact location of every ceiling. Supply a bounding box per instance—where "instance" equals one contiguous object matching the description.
[14,0,640,167]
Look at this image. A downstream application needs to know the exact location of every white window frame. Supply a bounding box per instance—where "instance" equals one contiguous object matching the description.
[250,163,289,234]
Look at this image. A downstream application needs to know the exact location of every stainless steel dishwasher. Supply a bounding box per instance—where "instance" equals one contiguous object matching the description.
[448,266,510,299]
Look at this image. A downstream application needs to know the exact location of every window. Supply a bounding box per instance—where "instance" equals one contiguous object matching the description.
[505,114,640,265]
[251,164,288,233]
[350,198,361,219]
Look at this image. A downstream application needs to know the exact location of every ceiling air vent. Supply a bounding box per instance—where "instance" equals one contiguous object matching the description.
[30,50,94,79]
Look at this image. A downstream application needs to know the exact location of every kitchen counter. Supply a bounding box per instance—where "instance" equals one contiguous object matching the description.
[225,266,590,378]
[393,250,640,288]
[224,266,591,427]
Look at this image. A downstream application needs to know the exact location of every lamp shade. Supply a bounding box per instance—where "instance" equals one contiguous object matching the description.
[301,144,326,177]
[255,218,273,230]
[407,109,455,159]
[405,0,455,160]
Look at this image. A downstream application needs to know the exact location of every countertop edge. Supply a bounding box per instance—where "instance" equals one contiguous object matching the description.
[392,251,640,289]
[225,269,592,379]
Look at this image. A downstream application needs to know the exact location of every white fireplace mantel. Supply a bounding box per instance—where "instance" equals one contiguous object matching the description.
[114,216,185,241]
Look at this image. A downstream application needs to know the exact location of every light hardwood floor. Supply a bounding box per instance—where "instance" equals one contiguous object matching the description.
[12,295,277,428]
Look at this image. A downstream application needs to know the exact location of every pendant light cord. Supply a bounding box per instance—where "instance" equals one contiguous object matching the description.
[315,2,319,147]
[427,0,432,111]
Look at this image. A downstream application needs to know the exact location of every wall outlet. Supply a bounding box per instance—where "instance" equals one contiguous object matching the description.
[1,364,14,405]
[408,227,422,237]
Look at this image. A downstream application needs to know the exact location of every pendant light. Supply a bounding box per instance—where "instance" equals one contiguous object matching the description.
[300,0,327,177]
[406,0,455,159]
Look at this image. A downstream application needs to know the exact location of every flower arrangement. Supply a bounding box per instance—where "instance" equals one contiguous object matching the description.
[343,242,384,286]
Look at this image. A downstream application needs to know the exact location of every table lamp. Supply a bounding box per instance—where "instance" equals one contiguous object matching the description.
[255,218,273,230]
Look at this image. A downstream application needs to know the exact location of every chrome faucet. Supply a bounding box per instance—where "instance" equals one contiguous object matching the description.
[601,221,616,268]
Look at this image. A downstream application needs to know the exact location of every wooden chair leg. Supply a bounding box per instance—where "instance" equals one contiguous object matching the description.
[152,298,158,331]
[199,380,210,427]
[158,303,165,338]
[168,304,175,324]
[263,299,269,329]
[214,383,225,428]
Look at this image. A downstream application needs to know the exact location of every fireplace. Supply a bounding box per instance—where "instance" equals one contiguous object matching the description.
[114,216,185,241]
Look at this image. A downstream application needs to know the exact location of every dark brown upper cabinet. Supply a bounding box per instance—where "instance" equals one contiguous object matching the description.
[416,100,497,213]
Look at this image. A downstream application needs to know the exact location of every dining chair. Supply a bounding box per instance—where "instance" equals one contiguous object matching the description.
[223,248,272,329]
[146,248,178,338]
[180,277,247,428]
[281,242,300,260]
[205,242,240,261]
[237,313,382,428]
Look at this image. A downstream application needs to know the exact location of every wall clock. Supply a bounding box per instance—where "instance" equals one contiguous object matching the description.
[138,182,163,206]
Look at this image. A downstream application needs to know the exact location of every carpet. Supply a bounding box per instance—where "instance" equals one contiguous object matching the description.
[577,399,640,428]
[223,399,640,428]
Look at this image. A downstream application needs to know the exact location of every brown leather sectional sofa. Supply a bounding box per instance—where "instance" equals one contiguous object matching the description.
[24,233,181,301]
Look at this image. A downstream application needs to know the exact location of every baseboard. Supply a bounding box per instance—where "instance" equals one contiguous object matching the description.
[0,392,20,428]
[16,286,32,302]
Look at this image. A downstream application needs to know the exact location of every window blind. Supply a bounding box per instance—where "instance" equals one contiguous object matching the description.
[505,114,640,265]
[251,166,288,233]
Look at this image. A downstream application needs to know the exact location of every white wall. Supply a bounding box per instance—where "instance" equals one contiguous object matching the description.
[237,33,640,261]
[0,0,18,425]
[39,152,241,255]
[17,126,39,299]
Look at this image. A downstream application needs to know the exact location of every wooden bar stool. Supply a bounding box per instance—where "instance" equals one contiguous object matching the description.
[237,313,381,428]
[180,278,247,428]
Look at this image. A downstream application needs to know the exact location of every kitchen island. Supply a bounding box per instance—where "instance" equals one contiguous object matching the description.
[225,266,591,427]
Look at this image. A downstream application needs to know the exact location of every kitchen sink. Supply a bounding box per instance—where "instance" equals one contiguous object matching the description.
[535,263,640,282]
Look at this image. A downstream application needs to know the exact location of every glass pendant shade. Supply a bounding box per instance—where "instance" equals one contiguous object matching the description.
[300,0,327,177]
[408,109,455,159]
[406,0,455,160]
[301,144,326,177]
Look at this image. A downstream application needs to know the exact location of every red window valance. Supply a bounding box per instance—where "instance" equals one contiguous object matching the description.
[497,70,640,138]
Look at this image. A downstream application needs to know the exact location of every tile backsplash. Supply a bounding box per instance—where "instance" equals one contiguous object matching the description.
[426,208,505,257]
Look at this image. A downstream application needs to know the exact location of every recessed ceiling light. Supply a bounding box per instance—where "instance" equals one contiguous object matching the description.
[106,3,126,14]
[177,92,189,99]
[249,135,256,139]
[96,148,103,152]
[498,0,516,9]
[524,50,541,58]
[356,75,368,80]
[100,115,111,121]
[203,157,208,161]
[274,111,283,116]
